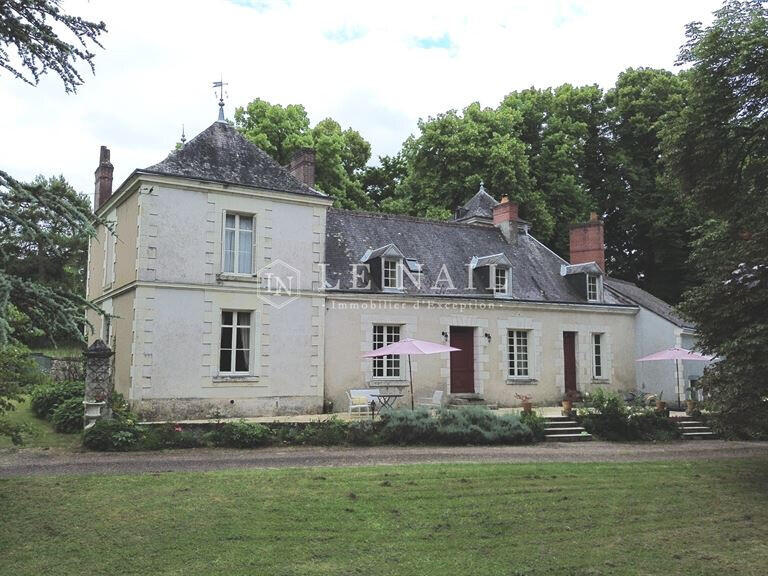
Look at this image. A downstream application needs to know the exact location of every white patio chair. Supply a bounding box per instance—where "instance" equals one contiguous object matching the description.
[347,389,380,416]
[416,390,444,410]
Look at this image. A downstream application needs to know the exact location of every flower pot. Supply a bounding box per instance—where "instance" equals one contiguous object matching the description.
[561,400,573,416]
[522,401,533,414]
[686,399,696,415]
[655,400,667,413]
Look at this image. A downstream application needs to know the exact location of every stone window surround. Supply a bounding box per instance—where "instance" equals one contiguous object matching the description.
[497,317,542,385]
[220,210,256,278]
[360,313,417,385]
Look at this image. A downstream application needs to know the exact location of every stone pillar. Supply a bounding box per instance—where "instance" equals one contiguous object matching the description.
[83,339,114,428]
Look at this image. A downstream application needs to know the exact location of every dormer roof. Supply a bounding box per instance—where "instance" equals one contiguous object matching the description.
[360,243,405,263]
[470,253,513,269]
[455,183,499,223]
[141,121,326,198]
[560,262,604,276]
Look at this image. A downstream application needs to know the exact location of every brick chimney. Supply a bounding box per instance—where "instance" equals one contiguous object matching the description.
[493,195,519,244]
[288,147,316,188]
[94,146,114,210]
[569,212,605,271]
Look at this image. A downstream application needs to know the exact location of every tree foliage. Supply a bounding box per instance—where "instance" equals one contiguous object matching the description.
[0,0,106,93]
[0,172,100,346]
[604,68,694,303]
[668,0,768,436]
[234,98,372,209]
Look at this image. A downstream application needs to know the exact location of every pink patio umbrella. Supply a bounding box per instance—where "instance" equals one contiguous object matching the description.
[363,338,460,409]
[636,347,716,407]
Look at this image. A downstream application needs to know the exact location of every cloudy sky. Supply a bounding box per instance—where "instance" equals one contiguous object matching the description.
[1,0,720,204]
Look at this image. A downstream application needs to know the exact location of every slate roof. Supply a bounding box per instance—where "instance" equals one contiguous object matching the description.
[141,121,325,198]
[325,208,629,305]
[455,185,499,222]
[605,278,695,329]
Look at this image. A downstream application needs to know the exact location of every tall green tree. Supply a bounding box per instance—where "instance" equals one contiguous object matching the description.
[666,0,768,436]
[501,85,605,255]
[604,67,694,303]
[1,1,107,441]
[397,102,553,233]
[234,99,372,209]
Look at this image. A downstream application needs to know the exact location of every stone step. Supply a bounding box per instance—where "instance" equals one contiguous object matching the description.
[678,426,710,432]
[544,427,585,434]
[544,420,580,428]
[545,433,593,442]
[682,431,716,439]
[543,416,576,422]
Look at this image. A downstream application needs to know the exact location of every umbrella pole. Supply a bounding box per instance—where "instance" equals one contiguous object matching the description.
[409,355,414,410]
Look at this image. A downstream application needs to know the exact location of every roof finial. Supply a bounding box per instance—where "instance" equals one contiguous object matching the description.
[478,180,486,193]
[180,124,186,146]
[213,74,228,123]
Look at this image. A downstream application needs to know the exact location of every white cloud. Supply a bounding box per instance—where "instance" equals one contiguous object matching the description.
[0,0,719,204]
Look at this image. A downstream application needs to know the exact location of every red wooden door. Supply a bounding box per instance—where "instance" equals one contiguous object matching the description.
[450,327,475,393]
[563,332,577,394]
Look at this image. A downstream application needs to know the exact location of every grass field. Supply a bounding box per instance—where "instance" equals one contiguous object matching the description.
[2,459,767,575]
[0,399,81,451]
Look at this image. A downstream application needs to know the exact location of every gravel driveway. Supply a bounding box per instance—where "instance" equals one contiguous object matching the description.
[1,440,767,478]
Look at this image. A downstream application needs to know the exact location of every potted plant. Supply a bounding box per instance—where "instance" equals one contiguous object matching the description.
[562,390,580,416]
[686,390,696,415]
[515,393,533,414]
[655,391,667,413]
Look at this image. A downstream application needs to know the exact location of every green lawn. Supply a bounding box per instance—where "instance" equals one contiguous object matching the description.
[2,459,767,575]
[0,398,81,451]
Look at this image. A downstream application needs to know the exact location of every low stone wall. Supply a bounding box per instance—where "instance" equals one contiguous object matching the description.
[135,395,324,421]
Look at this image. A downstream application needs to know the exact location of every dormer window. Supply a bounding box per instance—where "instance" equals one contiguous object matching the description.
[587,274,600,301]
[470,253,513,295]
[494,267,508,294]
[382,258,401,290]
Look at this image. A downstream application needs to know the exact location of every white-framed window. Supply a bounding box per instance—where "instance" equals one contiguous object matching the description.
[382,258,401,290]
[219,310,251,374]
[592,333,604,379]
[494,267,508,294]
[587,274,600,301]
[507,329,530,377]
[372,324,401,378]
[223,213,254,275]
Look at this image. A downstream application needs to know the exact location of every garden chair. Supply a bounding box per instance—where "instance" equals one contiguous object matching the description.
[416,390,444,410]
[347,389,379,416]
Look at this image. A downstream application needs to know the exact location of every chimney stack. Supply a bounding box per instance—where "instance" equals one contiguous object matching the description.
[569,212,605,271]
[288,147,316,188]
[94,146,114,210]
[493,196,519,244]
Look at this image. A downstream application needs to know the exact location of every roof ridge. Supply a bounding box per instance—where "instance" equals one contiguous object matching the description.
[328,207,499,230]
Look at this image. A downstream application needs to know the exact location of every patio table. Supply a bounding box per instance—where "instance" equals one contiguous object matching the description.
[371,392,403,412]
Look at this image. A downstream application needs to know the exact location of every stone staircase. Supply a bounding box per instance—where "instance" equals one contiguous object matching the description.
[673,416,717,439]
[543,415,593,442]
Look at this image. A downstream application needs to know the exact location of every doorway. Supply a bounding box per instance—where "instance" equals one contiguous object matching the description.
[450,327,475,393]
[563,331,577,395]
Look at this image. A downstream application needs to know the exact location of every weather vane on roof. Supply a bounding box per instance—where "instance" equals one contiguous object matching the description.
[213,75,228,122]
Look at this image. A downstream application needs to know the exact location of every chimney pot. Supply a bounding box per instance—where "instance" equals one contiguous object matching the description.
[569,214,605,271]
[288,147,316,188]
[94,146,114,210]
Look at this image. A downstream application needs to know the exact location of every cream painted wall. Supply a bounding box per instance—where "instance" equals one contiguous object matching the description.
[121,178,330,419]
[634,308,703,408]
[324,295,637,411]
[114,193,139,288]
